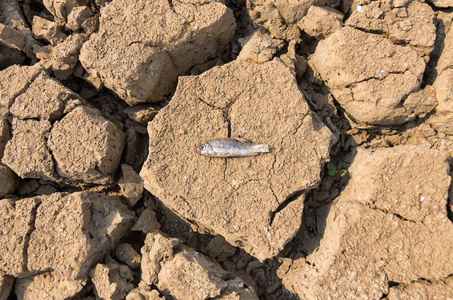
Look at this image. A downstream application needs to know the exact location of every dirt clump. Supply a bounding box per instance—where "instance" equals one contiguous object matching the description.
[140,231,258,299]
[130,207,161,234]
[346,0,436,58]
[279,146,453,299]
[126,287,164,300]
[66,6,98,34]
[115,243,141,270]
[123,104,159,126]
[0,191,134,285]
[311,26,436,126]
[90,257,134,300]
[205,235,237,261]
[29,192,134,279]
[48,106,125,184]
[299,6,344,39]
[237,29,285,63]
[3,119,57,180]
[118,164,144,207]
[0,197,40,277]
[9,71,81,120]
[33,33,87,80]
[0,65,125,184]
[79,0,236,105]
[14,273,87,300]
[0,0,38,58]
[247,0,308,40]
[0,23,27,52]
[0,65,42,109]
[42,0,89,26]
[140,59,333,261]
[32,16,67,46]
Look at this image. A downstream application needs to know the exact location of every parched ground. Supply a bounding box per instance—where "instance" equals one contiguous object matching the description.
[1,0,453,299]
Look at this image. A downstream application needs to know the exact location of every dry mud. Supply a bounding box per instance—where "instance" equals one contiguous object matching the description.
[0,0,453,299]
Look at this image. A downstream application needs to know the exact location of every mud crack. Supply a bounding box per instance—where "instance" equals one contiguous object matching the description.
[344,70,409,89]
[23,200,41,273]
[359,201,417,224]
[349,25,411,48]
[270,190,306,225]
[6,68,41,110]
[197,97,222,110]
[197,96,236,139]
[44,126,60,182]
[223,110,231,138]
[167,0,175,13]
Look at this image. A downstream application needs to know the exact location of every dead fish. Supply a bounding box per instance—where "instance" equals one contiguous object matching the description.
[197,138,272,157]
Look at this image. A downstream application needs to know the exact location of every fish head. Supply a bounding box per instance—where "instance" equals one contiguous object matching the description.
[196,143,213,155]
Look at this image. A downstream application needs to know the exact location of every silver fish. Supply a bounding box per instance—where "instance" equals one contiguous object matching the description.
[197,138,272,157]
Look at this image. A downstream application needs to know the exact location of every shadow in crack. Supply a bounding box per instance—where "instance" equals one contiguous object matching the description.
[277,144,357,259]
[424,16,448,87]
[272,146,358,298]
[447,161,453,222]
[273,66,361,295]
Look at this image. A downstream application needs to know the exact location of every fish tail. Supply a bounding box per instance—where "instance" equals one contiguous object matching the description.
[252,144,272,153]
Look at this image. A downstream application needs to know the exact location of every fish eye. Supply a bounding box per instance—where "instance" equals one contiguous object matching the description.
[199,145,205,151]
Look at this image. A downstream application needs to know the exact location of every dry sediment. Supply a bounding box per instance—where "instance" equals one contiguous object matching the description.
[0,0,453,299]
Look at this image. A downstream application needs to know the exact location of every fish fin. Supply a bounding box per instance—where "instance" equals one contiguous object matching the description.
[252,144,272,153]
[233,137,252,143]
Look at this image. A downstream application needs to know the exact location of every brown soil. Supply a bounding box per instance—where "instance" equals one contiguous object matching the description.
[0,0,453,299]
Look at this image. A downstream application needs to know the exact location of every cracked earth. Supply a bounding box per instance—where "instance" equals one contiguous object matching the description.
[1,0,453,299]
